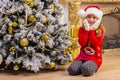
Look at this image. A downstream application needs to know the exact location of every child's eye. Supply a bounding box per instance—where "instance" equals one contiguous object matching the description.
[93,17,96,19]
[87,16,91,18]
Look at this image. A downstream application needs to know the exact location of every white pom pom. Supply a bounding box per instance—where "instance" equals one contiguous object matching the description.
[77,9,86,19]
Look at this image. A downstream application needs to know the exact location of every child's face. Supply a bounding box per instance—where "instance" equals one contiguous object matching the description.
[86,14,98,26]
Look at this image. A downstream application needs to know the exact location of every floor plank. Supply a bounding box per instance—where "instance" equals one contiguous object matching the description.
[0,49,120,80]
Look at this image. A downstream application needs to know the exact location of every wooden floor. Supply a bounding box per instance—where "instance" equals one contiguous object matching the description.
[0,49,120,80]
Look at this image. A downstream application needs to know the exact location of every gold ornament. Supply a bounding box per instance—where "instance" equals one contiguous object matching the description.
[45,17,49,23]
[49,62,55,68]
[12,22,18,28]
[68,47,72,51]
[65,47,71,55]
[8,26,13,35]
[9,46,16,52]
[20,38,29,47]
[29,2,35,7]
[13,65,19,71]
[50,4,55,12]
[65,47,69,52]
[43,34,49,41]
[27,14,35,22]
[23,0,35,7]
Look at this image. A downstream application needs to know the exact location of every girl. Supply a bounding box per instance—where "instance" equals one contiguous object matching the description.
[67,5,105,76]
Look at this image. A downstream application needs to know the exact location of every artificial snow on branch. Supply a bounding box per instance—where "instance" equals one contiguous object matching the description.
[0,0,72,73]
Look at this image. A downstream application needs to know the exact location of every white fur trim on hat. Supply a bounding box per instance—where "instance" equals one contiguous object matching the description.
[78,6,103,20]
[86,7,103,20]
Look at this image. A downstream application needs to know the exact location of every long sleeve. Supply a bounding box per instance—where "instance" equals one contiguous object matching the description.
[76,27,105,69]
[78,27,89,47]
[89,28,104,49]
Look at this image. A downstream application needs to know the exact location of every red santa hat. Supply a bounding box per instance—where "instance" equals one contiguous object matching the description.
[78,5,103,20]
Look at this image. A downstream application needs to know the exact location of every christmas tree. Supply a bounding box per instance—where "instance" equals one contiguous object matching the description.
[0,0,72,73]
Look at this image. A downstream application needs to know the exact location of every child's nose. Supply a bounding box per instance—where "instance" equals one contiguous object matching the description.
[90,18,94,21]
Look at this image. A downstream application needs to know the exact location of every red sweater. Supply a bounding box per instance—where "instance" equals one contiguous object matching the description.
[75,27,104,69]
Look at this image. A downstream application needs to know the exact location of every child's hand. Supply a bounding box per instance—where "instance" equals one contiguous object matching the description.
[83,19,91,31]
[90,20,101,30]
